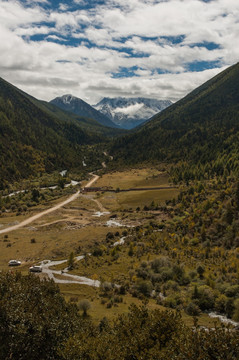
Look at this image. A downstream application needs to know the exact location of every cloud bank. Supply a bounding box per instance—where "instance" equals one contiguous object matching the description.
[0,0,238,104]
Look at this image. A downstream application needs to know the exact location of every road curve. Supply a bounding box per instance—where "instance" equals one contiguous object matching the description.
[84,173,99,188]
[0,173,99,235]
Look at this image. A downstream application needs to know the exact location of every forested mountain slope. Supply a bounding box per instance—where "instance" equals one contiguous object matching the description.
[50,94,119,129]
[111,62,239,180]
[19,89,125,137]
[0,77,109,183]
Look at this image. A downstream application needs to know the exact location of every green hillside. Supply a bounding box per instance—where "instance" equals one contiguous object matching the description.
[30,98,125,136]
[0,77,118,183]
[111,62,239,181]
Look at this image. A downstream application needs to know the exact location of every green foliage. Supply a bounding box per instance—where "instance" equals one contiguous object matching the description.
[68,252,75,270]
[185,302,201,316]
[0,272,238,360]
[60,304,239,360]
[161,320,239,360]
[0,77,119,182]
[78,299,91,316]
[197,265,205,279]
[61,304,183,360]
[0,272,79,360]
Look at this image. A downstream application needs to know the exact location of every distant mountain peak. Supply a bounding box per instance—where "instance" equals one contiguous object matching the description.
[94,97,172,129]
[50,95,119,129]
[61,94,75,104]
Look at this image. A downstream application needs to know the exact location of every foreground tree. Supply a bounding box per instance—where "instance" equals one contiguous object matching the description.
[0,272,79,360]
[61,304,239,360]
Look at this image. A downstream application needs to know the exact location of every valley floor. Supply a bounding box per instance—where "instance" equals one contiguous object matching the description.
[0,167,238,328]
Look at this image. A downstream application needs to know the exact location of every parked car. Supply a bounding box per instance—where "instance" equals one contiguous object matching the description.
[8,260,21,266]
[29,265,42,273]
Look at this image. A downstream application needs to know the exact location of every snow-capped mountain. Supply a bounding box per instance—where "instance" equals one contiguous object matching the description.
[50,94,119,128]
[94,97,173,129]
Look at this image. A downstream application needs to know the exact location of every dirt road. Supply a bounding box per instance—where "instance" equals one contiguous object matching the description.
[84,173,99,188]
[0,173,99,235]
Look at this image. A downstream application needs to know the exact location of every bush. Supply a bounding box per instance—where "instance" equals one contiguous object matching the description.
[101,281,112,293]
[186,302,201,316]
[233,299,239,321]
[136,280,153,297]
[92,247,103,257]
[151,257,171,273]
[225,285,239,298]
[78,299,91,316]
[215,294,228,313]
[197,286,215,311]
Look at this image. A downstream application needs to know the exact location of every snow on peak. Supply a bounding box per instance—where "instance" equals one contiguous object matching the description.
[94,97,172,129]
[62,94,74,104]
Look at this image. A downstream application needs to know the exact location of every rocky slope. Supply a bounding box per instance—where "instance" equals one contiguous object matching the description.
[94,97,172,129]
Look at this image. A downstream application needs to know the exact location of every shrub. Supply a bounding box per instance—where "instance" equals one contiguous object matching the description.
[78,299,91,316]
[92,247,103,257]
[136,280,153,297]
[186,302,201,316]
[225,285,239,298]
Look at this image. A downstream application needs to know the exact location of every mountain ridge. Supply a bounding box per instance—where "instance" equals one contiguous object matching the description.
[50,94,119,129]
[94,97,172,129]
[0,77,115,183]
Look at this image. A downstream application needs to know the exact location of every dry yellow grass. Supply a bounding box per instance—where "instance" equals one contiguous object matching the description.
[99,189,179,211]
[95,168,169,189]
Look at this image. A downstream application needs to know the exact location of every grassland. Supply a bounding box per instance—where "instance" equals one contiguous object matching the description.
[95,167,170,189]
[95,168,179,212]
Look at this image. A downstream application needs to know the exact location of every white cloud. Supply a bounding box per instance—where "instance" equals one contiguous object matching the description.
[0,0,238,105]
[114,103,144,115]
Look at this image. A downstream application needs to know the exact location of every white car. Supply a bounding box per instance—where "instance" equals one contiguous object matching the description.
[29,265,42,273]
[8,260,21,266]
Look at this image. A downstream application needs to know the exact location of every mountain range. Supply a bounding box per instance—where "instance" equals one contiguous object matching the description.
[94,97,172,129]
[1,61,239,184]
[50,95,172,130]
[50,94,119,129]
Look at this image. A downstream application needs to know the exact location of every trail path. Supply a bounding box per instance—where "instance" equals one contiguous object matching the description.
[84,173,99,188]
[0,173,99,235]
[79,193,108,213]
[103,151,113,161]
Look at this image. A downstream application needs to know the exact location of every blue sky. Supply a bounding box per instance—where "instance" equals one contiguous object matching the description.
[0,0,238,104]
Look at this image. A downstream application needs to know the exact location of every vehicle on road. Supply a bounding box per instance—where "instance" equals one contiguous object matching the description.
[8,260,21,266]
[29,265,42,273]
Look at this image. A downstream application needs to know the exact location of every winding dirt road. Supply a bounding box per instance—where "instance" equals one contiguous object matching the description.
[0,173,99,235]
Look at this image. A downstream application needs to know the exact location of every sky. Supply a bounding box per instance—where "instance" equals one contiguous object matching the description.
[0,0,239,104]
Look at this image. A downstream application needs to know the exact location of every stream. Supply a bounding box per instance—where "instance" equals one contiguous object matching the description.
[40,256,100,287]
[6,179,80,198]
[40,237,126,287]
[208,312,239,327]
